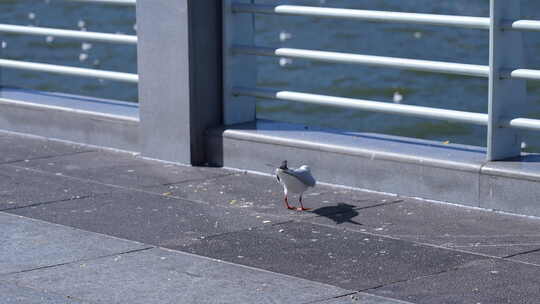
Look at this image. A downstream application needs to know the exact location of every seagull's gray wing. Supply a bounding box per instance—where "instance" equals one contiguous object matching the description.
[288,167,316,187]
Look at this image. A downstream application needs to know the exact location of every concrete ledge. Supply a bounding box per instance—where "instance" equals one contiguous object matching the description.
[480,155,540,216]
[207,120,540,216]
[0,87,139,151]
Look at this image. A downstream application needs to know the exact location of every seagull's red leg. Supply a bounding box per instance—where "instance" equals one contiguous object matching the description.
[284,195,295,210]
[298,194,311,211]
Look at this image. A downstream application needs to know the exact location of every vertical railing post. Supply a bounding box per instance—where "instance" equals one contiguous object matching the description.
[223,0,256,125]
[137,0,222,165]
[488,0,527,160]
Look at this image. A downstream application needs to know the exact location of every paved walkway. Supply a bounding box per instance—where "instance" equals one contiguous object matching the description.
[2,131,540,303]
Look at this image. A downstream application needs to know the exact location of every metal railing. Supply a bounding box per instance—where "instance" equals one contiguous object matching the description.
[235,46,490,77]
[69,0,136,5]
[235,87,489,126]
[233,4,540,32]
[224,0,540,161]
[0,24,137,44]
[0,0,137,83]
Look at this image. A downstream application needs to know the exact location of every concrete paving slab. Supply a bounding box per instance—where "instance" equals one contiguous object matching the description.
[0,281,87,304]
[20,151,231,189]
[0,212,149,274]
[307,198,540,258]
[371,258,540,304]
[8,247,352,304]
[176,221,485,290]
[0,133,91,164]
[0,165,116,210]
[8,190,284,248]
[145,172,398,218]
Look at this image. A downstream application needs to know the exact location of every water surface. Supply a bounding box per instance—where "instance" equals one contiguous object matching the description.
[1,0,539,150]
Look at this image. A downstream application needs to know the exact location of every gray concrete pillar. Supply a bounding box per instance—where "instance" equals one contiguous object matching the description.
[136,0,222,165]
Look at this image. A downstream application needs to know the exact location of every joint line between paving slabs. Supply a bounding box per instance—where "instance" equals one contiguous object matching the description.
[2,246,155,277]
[354,199,405,211]
[158,172,238,188]
[300,292,360,304]
[0,195,96,212]
[504,247,540,259]
[196,220,295,242]
[0,150,96,166]
[356,263,477,296]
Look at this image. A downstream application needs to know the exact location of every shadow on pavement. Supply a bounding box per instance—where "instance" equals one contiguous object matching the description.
[310,203,363,225]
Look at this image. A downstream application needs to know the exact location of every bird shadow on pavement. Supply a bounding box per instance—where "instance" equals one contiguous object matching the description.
[310,203,363,226]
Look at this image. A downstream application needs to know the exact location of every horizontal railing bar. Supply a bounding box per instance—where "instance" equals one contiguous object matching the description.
[234,45,489,77]
[510,69,540,81]
[511,20,540,32]
[232,4,490,30]
[67,0,135,5]
[0,24,137,44]
[0,59,138,83]
[507,118,540,131]
[234,87,488,125]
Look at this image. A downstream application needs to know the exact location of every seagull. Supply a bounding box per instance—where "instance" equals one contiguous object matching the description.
[275,160,316,211]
